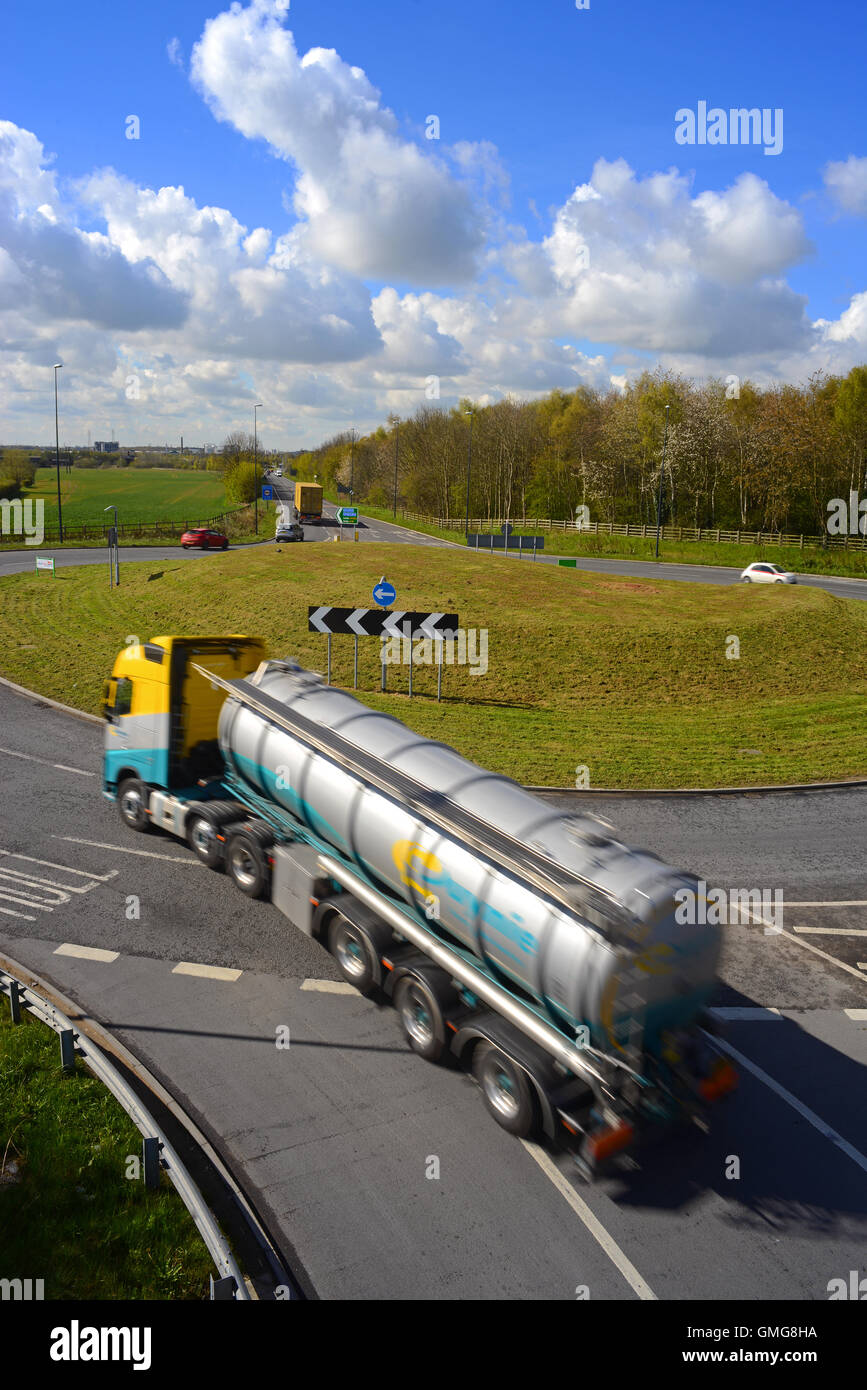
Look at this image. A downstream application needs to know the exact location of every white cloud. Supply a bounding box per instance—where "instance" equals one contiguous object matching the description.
[823,155,867,216]
[190,0,484,284]
[166,37,184,69]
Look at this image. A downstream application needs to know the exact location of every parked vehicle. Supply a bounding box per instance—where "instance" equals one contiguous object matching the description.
[740,562,797,584]
[180,528,228,551]
[101,636,735,1176]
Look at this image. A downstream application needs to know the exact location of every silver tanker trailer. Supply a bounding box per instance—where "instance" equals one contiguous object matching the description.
[102,635,737,1176]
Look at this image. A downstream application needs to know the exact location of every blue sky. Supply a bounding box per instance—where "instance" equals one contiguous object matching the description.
[1,0,865,446]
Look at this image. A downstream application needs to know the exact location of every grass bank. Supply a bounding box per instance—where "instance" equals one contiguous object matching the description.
[0,542,865,788]
[0,1002,215,1299]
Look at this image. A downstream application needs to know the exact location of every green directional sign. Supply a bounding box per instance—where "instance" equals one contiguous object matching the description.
[335,507,358,525]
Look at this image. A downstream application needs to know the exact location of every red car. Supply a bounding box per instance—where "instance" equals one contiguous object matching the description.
[180,527,229,551]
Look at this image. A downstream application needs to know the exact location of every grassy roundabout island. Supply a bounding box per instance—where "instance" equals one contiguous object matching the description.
[0,543,865,789]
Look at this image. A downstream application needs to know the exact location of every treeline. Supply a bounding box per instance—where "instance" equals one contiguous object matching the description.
[294,367,867,534]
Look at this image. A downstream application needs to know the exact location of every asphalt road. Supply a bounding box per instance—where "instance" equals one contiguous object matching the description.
[0,680,864,1301]
[6,486,864,601]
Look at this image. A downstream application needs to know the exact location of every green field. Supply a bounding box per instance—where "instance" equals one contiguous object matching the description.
[0,1003,215,1299]
[1,542,865,788]
[24,467,228,526]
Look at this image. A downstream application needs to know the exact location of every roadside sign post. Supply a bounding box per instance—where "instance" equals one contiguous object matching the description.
[309,606,458,696]
[467,522,544,559]
[35,556,55,577]
[104,506,120,588]
[262,485,274,501]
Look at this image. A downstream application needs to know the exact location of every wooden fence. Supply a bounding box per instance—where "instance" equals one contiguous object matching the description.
[392,514,867,550]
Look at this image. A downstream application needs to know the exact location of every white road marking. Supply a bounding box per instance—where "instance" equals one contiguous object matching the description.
[56,836,197,865]
[744,908,867,983]
[1,851,117,884]
[520,1140,656,1301]
[0,746,94,777]
[792,927,867,936]
[858,963,867,972]
[710,1007,783,1021]
[844,1009,867,1021]
[0,851,115,921]
[785,900,867,907]
[710,1036,867,1177]
[54,943,119,963]
[0,904,36,921]
[300,979,357,994]
[172,962,242,982]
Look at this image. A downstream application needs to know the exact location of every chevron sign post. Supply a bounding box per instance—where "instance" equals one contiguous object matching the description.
[308,607,458,695]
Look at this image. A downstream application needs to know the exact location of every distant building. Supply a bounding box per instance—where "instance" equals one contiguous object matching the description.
[94,440,119,453]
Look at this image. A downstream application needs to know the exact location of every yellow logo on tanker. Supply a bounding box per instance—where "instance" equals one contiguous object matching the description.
[600,944,675,1052]
[392,840,442,896]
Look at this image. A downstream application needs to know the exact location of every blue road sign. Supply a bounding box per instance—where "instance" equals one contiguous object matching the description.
[262,485,274,500]
[373,578,396,607]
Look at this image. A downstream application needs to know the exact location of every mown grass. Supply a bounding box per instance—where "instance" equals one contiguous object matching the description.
[0,1003,215,1299]
[350,501,867,581]
[22,467,228,525]
[0,542,865,788]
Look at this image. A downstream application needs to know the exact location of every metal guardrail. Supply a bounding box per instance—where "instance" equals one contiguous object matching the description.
[0,967,250,1301]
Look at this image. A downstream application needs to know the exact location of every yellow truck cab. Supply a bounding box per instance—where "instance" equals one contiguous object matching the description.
[102,635,266,814]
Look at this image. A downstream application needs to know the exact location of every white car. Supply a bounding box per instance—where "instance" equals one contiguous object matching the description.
[740,562,797,584]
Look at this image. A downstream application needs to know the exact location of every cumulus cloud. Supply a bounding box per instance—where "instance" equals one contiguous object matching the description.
[190,0,484,284]
[0,123,188,332]
[823,155,867,216]
[515,159,815,358]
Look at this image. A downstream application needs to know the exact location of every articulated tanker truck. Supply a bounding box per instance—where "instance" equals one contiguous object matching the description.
[102,634,736,1175]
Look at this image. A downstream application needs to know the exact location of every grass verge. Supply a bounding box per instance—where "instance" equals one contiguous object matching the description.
[349,501,867,580]
[0,542,865,788]
[0,1002,215,1299]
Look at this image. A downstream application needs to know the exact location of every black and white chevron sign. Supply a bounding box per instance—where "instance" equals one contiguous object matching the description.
[308,607,459,638]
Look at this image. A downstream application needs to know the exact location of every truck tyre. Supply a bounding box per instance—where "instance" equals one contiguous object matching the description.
[226,830,269,898]
[473,1042,536,1138]
[117,778,150,833]
[394,972,454,1062]
[187,814,223,869]
[327,915,380,994]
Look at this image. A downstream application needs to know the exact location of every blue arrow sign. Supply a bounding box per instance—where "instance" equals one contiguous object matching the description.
[373,578,396,607]
[335,506,357,524]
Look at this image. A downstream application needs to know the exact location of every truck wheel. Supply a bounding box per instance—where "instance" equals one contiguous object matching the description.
[394,972,453,1062]
[327,915,379,993]
[473,1042,536,1138]
[117,778,150,832]
[187,814,223,869]
[226,830,269,898]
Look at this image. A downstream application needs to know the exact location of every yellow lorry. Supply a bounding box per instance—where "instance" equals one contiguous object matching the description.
[294,482,322,524]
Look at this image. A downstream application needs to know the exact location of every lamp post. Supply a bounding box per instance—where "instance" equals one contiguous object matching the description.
[53,363,64,542]
[654,404,670,559]
[392,418,400,518]
[464,409,474,541]
[104,505,119,587]
[349,427,356,501]
[254,403,263,535]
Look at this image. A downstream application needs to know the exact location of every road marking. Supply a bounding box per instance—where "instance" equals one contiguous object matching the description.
[858,963,867,973]
[520,1140,656,1300]
[300,979,357,994]
[710,1007,783,1021]
[792,927,867,936]
[0,851,115,921]
[54,943,119,963]
[0,746,94,777]
[744,908,867,983]
[710,1036,867,1177]
[785,900,867,907]
[0,904,37,921]
[56,836,197,865]
[844,1009,867,1021]
[172,962,243,982]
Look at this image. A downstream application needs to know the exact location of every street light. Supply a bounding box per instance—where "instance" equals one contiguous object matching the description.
[349,427,356,501]
[654,404,671,560]
[392,418,400,518]
[254,403,263,535]
[463,409,474,541]
[53,363,64,543]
